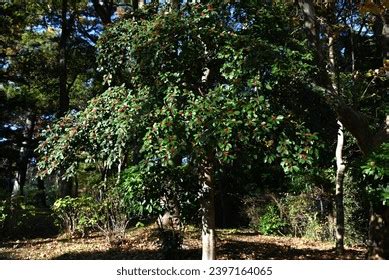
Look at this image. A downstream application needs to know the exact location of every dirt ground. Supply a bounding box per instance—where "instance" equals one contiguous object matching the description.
[0,226,367,260]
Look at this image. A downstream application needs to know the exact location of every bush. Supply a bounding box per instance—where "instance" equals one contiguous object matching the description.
[257,204,286,235]
[242,193,271,230]
[52,195,100,236]
[96,187,129,246]
[282,191,334,241]
[0,198,57,239]
[52,188,132,245]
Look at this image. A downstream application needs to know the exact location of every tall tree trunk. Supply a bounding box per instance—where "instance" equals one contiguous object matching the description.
[200,164,216,260]
[365,14,389,257]
[335,121,345,254]
[11,114,36,200]
[383,15,388,72]
[36,177,46,207]
[59,0,69,117]
[58,0,74,197]
[328,27,345,254]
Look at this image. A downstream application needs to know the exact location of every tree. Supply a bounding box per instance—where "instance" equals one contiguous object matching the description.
[1,0,105,201]
[38,3,321,259]
[296,0,388,258]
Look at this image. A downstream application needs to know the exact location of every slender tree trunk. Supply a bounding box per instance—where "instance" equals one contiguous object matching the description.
[57,172,73,197]
[367,11,389,258]
[59,0,69,117]
[219,183,227,228]
[368,205,389,259]
[383,16,388,71]
[200,164,216,260]
[132,0,139,10]
[328,25,345,254]
[335,120,345,254]
[72,175,79,197]
[36,177,46,207]
[11,114,36,200]
[57,0,74,197]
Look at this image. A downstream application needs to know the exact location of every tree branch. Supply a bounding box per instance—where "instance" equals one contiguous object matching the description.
[92,0,112,25]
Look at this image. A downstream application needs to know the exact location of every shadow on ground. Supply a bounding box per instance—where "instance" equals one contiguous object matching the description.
[52,248,202,260]
[218,239,365,260]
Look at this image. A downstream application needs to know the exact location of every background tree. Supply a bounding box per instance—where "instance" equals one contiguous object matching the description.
[296,0,388,258]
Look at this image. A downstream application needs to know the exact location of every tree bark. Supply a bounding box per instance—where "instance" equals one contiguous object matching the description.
[383,15,388,72]
[200,164,216,260]
[335,121,345,254]
[92,0,113,25]
[11,114,36,200]
[36,177,46,207]
[328,26,345,254]
[59,0,70,117]
[57,0,74,198]
[57,172,74,198]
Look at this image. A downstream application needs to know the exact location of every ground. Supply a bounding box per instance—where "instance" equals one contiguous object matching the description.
[0,226,366,260]
[0,225,366,260]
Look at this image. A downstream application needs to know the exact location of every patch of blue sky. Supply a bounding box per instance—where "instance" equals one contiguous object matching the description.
[3,124,21,131]
[42,114,55,121]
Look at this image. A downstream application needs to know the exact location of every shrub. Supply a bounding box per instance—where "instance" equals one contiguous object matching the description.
[52,195,100,236]
[0,199,57,239]
[257,204,286,235]
[242,193,271,230]
[281,190,334,241]
[96,187,129,246]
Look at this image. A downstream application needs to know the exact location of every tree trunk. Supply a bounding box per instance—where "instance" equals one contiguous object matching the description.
[200,164,216,260]
[11,114,36,200]
[57,171,73,198]
[72,175,79,198]
[57,0,74,197]
[171,0,179,10]
[328,27,345,254]
[36,177,46,207]
[92,0,113,25]
[383,15,388,72]
[59,0,69,117]
[335,120,345,254]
